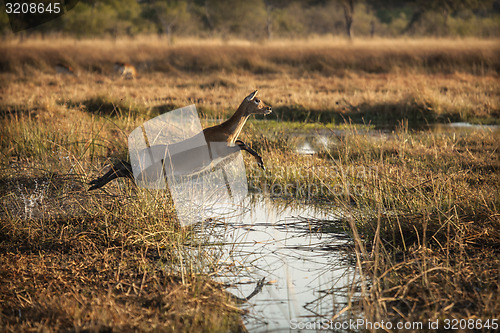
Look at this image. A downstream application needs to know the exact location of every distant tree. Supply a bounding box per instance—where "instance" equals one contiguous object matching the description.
[328,0,358,39]
[2,0,498,39]
[385,0,497,35]
[202,0,215,33]
[191,0,220,34]
[56,0,145,37]
[197,0,267,39]
[141,0,189,43]
[0,3,11,35]
[434,0,493,30]
[263,0,290,39]
[61,1,117,37]
[342,0,355,38]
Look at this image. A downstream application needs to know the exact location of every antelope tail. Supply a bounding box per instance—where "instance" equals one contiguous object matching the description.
[88,160,133,190]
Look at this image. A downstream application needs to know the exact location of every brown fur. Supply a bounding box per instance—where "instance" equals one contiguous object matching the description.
[203,90,271,143]
[114,62,137,79]
[55,63,76,76]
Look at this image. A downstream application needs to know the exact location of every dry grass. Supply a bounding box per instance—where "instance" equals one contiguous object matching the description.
[0,103,244,329]
[332,126,499,327]
[0,37,499,331]
[1,37,499,125]
[247,123,499,328]
[2,37,499,75]
[0,154,244,331]
[0,250,242,332]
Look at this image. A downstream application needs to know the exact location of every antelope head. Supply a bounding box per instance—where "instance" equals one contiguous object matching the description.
[241,90,272,116]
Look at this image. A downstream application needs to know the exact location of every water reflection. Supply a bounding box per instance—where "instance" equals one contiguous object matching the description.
[200,197,357,332]
[430,122,499,131]
[293,122,499,156]
[192,121,498,330]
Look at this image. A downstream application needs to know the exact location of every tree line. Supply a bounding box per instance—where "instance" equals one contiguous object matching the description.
[1,0,499,39]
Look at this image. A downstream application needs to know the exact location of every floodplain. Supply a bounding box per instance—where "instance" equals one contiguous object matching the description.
[0,37,499,331]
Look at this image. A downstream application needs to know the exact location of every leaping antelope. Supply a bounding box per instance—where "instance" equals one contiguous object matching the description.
[55,63,76,76]
[114,62,137,80]
[89,90,271,190]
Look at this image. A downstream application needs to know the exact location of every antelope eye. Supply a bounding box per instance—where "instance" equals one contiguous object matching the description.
[254,99,260,104]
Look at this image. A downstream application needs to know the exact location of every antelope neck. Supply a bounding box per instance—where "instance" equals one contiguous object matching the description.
[222,104,250,143]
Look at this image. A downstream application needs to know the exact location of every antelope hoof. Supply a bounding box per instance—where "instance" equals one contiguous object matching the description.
[257,157,265,171]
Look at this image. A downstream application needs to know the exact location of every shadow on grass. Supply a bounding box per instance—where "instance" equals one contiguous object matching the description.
[0,105,41,118]
[272,100,464,128]
[62,96,142,117]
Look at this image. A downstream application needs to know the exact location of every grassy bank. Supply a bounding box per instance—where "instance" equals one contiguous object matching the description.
[346,126,499,326]
[2,37,499,76]
[0,107,244,331]
[244,121,499,327]
[1,37,499,331]
[1,37,499,125]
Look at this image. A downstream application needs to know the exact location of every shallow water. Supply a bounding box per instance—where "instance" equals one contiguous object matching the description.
[294,122,499,155]
[191,122,498,330]
[430,122,500,131]
[201,197,357,332]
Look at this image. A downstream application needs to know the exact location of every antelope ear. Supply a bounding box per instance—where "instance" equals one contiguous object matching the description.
[246,90,258,101]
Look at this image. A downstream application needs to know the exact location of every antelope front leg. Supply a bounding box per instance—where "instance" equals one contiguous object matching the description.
[235,140,265,170]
